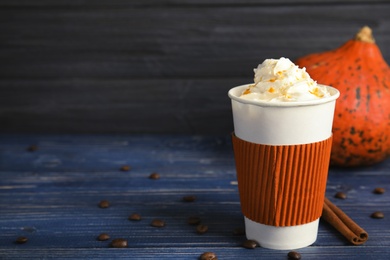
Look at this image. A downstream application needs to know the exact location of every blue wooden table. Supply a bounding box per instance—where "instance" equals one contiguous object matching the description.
[0,134,389,259]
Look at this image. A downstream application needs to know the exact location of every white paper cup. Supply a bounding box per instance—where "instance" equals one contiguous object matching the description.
[229,84,339,250]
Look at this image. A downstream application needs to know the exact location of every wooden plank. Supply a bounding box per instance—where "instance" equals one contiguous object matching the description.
[3,246,390,260]
[0,134,389,259]
[0,78,238,134]
[2,247,390,260]
[0,1,389,134]
[1,3,389,79]
[0,0,388,7]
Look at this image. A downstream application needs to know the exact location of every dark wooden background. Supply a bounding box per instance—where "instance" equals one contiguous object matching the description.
[1,0,389,135]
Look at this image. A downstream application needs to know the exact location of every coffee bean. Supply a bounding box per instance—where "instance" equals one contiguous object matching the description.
[98,200,110,208]
[242,239,257,249]
[187,216,201,225]
[334,191,347,199]
[183,195,196,202]
[97,233,110,241]
[199,251,218,260]
[128,213,142,221]
[27,145,38,152]
[15,236,28,244]
[370,211,384,219]
[196,224,208,234]
[110,238,128,248]
[151,219,165,227]
[149,172,160,180]
[120,165,131,171]
[373,187,385,194]
[232,227,245,236]
[288,251,302,260]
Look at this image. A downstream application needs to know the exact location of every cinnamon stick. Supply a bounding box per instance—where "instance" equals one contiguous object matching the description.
[322,197,368,245]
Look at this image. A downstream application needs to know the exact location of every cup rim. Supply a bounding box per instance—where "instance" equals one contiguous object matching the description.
[228,84,340,107]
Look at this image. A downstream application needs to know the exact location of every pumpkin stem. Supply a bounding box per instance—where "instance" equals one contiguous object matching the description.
[354,26,375,43]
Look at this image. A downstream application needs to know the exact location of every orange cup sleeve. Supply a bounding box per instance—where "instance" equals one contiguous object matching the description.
[232,133,332,227]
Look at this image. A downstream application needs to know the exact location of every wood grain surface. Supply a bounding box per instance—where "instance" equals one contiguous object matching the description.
[0,134,389,259]
[0,1,389,134]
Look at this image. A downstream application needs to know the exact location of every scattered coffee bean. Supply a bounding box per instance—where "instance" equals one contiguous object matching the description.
[15,236,28,244]
[97,233,110,241]
[370,211,384,219]
[110,238,128,248]
[196,224,208,234]
[27,145,38,152]
[149,172,160,180]
[187,216,201,225]
[151,219,165,227]
[183,195,196,202]
[334,191,347,199]
[128,213,142,221]
[288,251,302,260]
[21,226,36,233]
[199,251,218,260]
[98,200,110,208]
[242,239,258,249]
[373,187,385,194]
[232,227,245,236]
[120,165,131,171]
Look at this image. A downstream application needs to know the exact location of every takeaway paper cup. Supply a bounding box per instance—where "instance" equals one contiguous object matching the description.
[229,84,340,250]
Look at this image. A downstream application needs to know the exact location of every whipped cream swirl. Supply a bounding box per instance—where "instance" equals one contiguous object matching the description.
[240,57,330,102]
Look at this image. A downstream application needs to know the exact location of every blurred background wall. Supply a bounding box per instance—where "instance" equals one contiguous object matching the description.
[0,0,389,135]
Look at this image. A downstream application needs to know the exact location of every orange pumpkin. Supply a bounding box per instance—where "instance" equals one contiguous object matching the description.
[295,26,390,167]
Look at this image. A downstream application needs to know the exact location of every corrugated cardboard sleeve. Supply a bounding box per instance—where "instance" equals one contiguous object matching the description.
[232,134,332,227]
